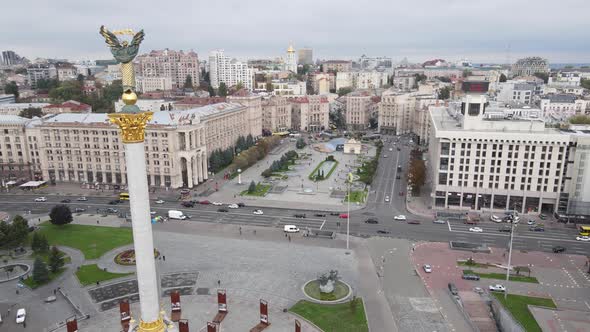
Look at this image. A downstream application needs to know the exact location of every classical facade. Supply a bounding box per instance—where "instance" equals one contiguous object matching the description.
[136,76,173,93]
[0,115,36,181]
[227,90,263,139]
[321,60,352,73]
[378,90,437,138]
[55,63,77,81]
[135,49,200,89]
[343,91,380,131]
[511,57,550,77]
[288,96,329,132]
[261,96,292,132]
[540,94,590,122]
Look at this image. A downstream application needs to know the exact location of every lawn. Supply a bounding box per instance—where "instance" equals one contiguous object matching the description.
[290,299,368,332]
[22,267,65,289]
[36,223,133,260]
[75,264,134,286]
[345,190,367,203]
[463,269,539,283]
[492,293,556,332]
[308,160,339,181]
[241,183,272,196]
[457,260,494,268]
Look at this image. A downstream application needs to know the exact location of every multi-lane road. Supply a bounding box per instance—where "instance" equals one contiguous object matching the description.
[1,135,588,255]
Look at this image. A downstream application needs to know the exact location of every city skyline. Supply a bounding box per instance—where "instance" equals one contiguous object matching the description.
[2,0,590,63]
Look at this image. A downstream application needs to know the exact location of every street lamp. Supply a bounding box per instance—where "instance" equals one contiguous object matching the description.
[504,220,516,300]
[237,169,242,185]
[346,172,353,251]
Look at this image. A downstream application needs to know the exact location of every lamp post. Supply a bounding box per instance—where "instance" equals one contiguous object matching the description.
[346,172,353,251]
[237,169,242,185]
[504,220,516,300]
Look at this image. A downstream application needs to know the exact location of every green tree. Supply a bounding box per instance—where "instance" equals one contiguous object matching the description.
[49,205,73,226]
[533,72,549,83]
[77,74,85,82]
[6,215,28,248]
[296,138,306,149]
[236,81,244,91]
[202,69,210,83]
[246,134,254,148]
[438,86,451,100]
[38,234,49,252]
[218,82,228,97]
[31,232,40,252]
[48,246,65,273]
[208,85,216,97]
[570,115,590,125]
[462,70,472,78]
[184,75,193,89]
[19,107,43,119]
[36,78,60,91]
[248,181,256,193]
[414,73,427,83]
[4,81,19,100]
[49,80,83,102]
[580,78,590,90]
[499,73,507,82]
[337,87,352,96]
[0,221,9,248]
[32,257,49,284]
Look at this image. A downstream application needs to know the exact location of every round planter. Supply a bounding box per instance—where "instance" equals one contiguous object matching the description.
[114,249,160,266]
[0,263,31,283]
[302,279,352,304]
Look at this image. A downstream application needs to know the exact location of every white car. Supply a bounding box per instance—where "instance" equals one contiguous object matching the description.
[490,215,502,223]
[423,264,432,273]
[34,197,47,202]
[433,219,446,224]
[489,284,506,292]
[576,236,590,242]
[212,202,223,206]
[389,148,393,151]
[527,220,536,225]
[15,308,26,324]
[228,204,239,209]
[384,196,390,202]
[469,227,483,233]
[77,196,88,201]
[150,211,156,215]
[393,215,406,221]
[155,199,165,204]
[253,209,264,215]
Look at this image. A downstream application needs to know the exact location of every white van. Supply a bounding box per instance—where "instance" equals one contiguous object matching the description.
[283,225,300,233]
[167,210,187,220]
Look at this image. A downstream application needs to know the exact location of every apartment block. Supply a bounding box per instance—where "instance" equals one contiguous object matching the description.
[288,96,329,132]
[261,96,292,132]
[135,49,199,89]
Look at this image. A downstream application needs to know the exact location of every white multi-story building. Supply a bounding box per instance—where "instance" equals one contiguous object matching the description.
[136,76,173,93]
[312,73,331,95]
[288,96,329,132]
[0,115,36,181]
[540,94,590,122]
[496,82,535,105]
[286,44,297,73]
[27,64,56,88]
[336,71,388,91]
[135,49,199,89]
[254,80,306,96]
[227,91,263,139]
[428,93,587,216]
[358,55,393,72]
[261,96,292,132]
[511,57,549,77]
[0,103,51,116]
[378,90,437,137]
[209,50,254,90]
[55,63,77,81]
[548,72,582,87]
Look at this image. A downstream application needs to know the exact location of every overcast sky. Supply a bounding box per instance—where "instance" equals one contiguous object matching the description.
[3,0,589,64]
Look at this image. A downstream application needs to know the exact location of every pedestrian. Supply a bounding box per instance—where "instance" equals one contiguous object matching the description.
[285,233,287,238]
[96,281,99,286]
[97,220,99,224]
[54,289,57,295]
[217,280,221,287]
[163,255,166,261]
[288,235,291,242]
[239,226,242,235]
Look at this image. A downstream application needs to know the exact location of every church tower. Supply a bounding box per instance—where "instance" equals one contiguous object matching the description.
[286,43,297,73]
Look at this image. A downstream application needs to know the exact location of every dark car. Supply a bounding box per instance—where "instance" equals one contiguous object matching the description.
[217,208,229,212]
[462,274,480,281]
[552,246,566,253]
[448,283,459,295]
[181,201,194,208]
[539,214,547,220]
[237,203,246,207]
[364,218,379,224]
[407,220,421,224]
[314,213,327,217]
[396,175,401,180]
[377,230,390,234]
[74,207,86,213]
[498,226,512,233]
[106,208,118,214]
[529,226,545,232]
[60,199,71,203]
[109,200,120,205]
[330,212,340,216]
[294,213,306,218]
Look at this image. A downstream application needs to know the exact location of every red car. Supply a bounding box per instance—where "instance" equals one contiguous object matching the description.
[339,213,348,219]
[399,191,404,196]
[199,200,211,205]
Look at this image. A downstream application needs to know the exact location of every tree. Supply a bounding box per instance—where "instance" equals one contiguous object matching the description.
[208,85,216,97]
[38,234,49,252]
[580,78,590,90]
[265,81,274,92]
[19,107,43,119]
[49,80,83,102]
[462,70,472,78]
[36,78,60,91]
[235,81,244,91]
[202,70,210,83]
[77,74,85,82]
[49,205,73,226]
[4,81,19,100]
[414,73,427,83]
[248,181,256,193]
[337,87,352,96]
[438,86,451,100]
[32,257,50,284]
[296,138,306,149]
[369,116,378,129]
[6,215,28,248]
[48,246,65,273]
[31,232,40,252]
[499,73,507,82]
[184,75,193,89]
[533,72,549,84]
[218,82,228,97]
[246,134,254,148]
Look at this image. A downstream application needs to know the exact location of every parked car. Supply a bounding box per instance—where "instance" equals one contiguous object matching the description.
[199,200,211,205]
[314,213,327,217]
[228,204,239,209]
[462,274,480,281]
[552,246,566,253]
[155,199,165,204]
[383,154,388,158]
[393,215,406,221]
[433,219,446,224]
[423,264,432,273]
[396,175,401,180]
[384,196,390,202]
[529,226,545,232]
[473,287,484,294]
[217,208,228,212]
[448,283,459,295]
[376,230,390,234]
[469,227,483,233]
[338,213,348,219]
[15,308,26,324]
[284,225,300,233]
[237,203,246,207]
[489,284,506,292]
[181,201,194,208]
[364,218,379,224]
[253,209,264,215]
[527,220,536,225]
[490,215,502,223]
[539,214,547,220]
[294,213,306,218]
[34,197,47,202]
[498,226,512,233]
[60,199,71,203]
[77,197,88,201]
[74,207,86,213]
[106,208,118,214]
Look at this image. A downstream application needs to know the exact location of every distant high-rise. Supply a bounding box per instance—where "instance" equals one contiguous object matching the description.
[209,50,254,90]
[2,50,25,66]
[297,48,313,65]
[286,44,297,72]
[135,49,199,89]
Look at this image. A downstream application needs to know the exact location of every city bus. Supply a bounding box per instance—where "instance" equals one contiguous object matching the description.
[119,192,130,201]
[579,225,590,236]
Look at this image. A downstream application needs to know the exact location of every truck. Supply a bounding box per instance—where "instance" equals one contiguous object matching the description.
[167,210,186,220]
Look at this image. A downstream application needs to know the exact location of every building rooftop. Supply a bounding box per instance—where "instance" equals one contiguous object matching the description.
[0,115,30,125]
[544,94,576,103]
[44,100,91,112]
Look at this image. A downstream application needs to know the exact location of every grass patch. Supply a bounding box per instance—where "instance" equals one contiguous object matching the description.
[458,260,494,268]
[462,269,538,283]
[345,190,367,203]
[75,264,134,286]
[290,299,368,332]
[22,267,65,289]
[304,280,350,301]
[241,183,271,197]
[309,160,339,181]
[36,222,133,260]
[492,293,556,332]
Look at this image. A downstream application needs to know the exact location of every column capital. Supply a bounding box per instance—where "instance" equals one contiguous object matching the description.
[109,112,153,143]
